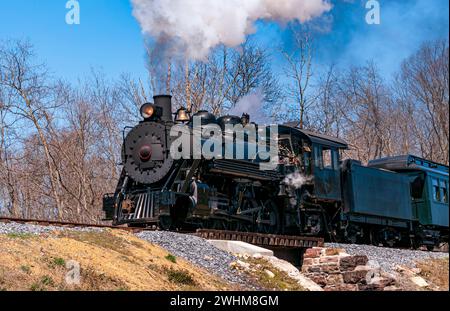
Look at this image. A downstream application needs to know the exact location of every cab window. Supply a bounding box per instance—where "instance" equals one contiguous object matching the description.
[323,148,332,169]
[303,152,312,174]
[314,146,339,170]
[279,138,293,158]
[314,146,322,168]
[332,149,340,170]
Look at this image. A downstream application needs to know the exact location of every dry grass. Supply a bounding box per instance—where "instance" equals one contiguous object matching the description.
[0,229,237,291]
[59,231,133,256]
[166,268,196,286]
[416,258,449,291]
[241,258,305,291]
[165,254,177,264]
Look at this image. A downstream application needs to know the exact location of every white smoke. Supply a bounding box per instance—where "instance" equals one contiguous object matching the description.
[228,89,270,124]
[283,171,313,189]
[131,0,332,60]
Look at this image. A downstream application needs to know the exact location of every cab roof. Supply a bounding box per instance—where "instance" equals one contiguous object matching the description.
[281,122,348,149]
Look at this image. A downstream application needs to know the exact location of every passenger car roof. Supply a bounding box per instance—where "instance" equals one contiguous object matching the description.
[368,155,449,176]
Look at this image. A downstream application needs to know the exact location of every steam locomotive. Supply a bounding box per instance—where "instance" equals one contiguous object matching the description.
[103,95,449,249]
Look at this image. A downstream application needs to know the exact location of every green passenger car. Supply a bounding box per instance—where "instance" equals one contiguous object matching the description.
[369,155,449,247]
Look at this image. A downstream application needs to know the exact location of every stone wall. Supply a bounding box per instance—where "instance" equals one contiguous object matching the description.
[302,247,396,291]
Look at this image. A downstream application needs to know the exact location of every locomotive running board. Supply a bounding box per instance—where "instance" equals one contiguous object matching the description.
[196,229,324,249]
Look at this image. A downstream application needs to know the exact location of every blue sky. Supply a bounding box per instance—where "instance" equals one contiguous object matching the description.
[0,0,448,84]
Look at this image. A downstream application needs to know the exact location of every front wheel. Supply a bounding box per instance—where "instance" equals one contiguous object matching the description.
[158,215,172,231]
[343,224,362,244]
[257,200,279,234]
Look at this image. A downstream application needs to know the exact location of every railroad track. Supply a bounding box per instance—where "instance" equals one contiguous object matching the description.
[0,216,322,249]
[0,216,143,232]
[3,216,444,252]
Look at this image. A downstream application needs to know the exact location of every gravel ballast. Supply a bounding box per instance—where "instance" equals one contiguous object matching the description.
[325,242,449,273]
[0,221,104,235]
[136,231,254,286]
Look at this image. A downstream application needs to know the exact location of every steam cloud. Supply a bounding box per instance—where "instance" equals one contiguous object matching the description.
[283,171,313,189]
[131,0,332,60]
[228,89,270,124]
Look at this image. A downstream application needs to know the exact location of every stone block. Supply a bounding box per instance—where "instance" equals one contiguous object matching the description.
[410,276,429,288]
[304,247,323,259]
[368,276,396,287]
[339,255,369,272]
[342,268,371,284]
[320,263,340,274]
[327,274,344,285]
[325,248,346,256]
[305,265,321,273]
[357,284,385,291]
[324,284,358,291]
[319,255,340,264]
[307,273,327,287]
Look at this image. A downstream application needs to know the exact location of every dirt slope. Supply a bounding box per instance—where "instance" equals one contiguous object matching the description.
[0,229,236,291]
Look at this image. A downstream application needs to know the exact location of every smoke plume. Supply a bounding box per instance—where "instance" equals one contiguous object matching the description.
[131,0,332,60]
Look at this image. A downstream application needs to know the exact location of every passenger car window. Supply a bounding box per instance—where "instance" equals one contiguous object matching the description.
[440,180,448,203]
[432,178,441,202]
[410,175,424,200]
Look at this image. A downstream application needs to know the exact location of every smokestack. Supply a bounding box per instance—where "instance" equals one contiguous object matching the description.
[153,95,173,122]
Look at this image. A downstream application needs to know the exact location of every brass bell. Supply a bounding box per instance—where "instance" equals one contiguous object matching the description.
[277,184,287,196]
[241,113,250,126]
[175,107,191,123]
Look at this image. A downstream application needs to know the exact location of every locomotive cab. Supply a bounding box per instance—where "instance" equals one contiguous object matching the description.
[277,124,348,235]
[280,124,348,202]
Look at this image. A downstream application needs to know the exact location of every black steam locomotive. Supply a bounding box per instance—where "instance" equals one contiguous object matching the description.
[103,95,449,249]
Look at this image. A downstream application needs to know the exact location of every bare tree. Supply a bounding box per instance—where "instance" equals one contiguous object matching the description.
[0,89,20,216]
[226,41,281,111]
[333,62,395,163]
[394,40,449,164]
[116,73,152,124]
[0,40,64,218]
[281,29,314,129]
[310,64,344,136]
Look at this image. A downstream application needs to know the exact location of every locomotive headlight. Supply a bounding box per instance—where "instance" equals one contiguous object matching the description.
[140,103,155,119]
